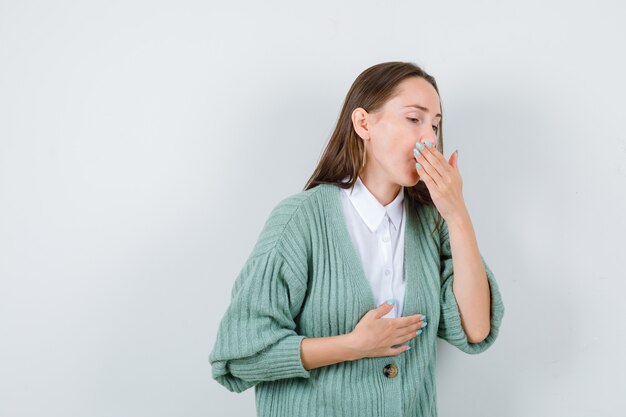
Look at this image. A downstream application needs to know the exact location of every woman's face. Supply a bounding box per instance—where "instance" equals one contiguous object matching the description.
[355,76,442,188]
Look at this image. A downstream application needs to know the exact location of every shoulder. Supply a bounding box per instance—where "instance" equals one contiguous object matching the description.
[250,184,330,259]
[268,184,327,221]
[266,183,329,230]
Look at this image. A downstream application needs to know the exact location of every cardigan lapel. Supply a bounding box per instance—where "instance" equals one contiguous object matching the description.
[326,183,377,310]
[404,199,442,319]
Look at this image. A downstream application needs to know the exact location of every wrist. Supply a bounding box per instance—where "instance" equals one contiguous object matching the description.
[342,332,364,361]
[444,206,471,228]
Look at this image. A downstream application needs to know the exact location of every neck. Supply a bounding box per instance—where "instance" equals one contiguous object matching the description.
[358,169,402,207]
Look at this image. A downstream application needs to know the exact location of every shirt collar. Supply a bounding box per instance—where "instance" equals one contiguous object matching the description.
[341,175,405,233]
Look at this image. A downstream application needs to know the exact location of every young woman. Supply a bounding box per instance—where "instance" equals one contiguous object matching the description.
[209,61,505,417]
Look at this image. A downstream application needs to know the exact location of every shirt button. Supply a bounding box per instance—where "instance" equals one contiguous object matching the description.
[384,269,391,276]
[383,363,398,378]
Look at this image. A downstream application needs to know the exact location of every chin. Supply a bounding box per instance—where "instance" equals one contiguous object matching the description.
[402,171,421,187]
[396,177,419,188]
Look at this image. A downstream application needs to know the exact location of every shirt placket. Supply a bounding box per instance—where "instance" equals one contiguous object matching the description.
[380,213,395,316]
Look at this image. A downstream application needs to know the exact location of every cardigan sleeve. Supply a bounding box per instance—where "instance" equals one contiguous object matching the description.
[436,218,505,354]
[208,246,311,393]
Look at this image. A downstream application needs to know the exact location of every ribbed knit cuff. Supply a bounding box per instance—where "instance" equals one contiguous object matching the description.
[227,334,311,381]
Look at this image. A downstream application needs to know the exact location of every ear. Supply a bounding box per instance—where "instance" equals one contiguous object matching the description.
[351,107,372,141]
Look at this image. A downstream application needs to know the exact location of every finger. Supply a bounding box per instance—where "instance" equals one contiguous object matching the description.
[424,145,459,190]
[372,301,396,319]
[413,320,428,334]
[394,314,426,329]
[414,146,444,187]
[426,140,451,166]
[389,345,412,356]
[397,320,427,338]
[394,328,421,346]
[415,142,447,184]
[449,150,459,169]
[415,158,437,189]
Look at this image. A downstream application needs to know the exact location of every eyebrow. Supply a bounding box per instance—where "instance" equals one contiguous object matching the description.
[404,105,442,118]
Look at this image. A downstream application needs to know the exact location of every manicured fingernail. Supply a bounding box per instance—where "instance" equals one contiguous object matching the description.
[413,149,420,157]
[415,162,422,170]
[416,329,423,336]
[422,315,427,321]
[415,142,424,150]
[386,298,396,305]
[424,140,432,148]
[406,346,412,351]
[421,322,428,328]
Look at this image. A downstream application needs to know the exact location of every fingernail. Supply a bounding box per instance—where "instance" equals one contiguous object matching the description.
[406,346,412,351]
[386,298,396,305]
[415,162,422,170]
[422,315,427,321]
[424,140,432,148]
[421,322,428,328]
[415,142,424,150]
[416,329,423,336]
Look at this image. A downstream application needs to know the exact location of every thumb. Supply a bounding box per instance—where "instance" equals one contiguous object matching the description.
[373,298,397,319]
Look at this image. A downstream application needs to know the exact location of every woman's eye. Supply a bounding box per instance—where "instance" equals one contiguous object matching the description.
[409,118,439,133]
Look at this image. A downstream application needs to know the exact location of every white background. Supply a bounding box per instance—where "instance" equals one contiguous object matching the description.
[1,1,625,416]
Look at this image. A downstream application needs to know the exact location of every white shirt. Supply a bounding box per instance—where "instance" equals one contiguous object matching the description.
[339,176,406,318]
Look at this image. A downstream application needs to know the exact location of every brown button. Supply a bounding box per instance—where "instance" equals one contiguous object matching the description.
[383,363,398,378]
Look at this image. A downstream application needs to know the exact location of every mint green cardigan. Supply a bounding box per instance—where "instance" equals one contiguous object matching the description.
[209,183,505,417]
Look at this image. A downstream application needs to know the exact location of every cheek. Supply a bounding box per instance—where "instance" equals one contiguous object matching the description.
[370,123,412,162]
[392,140,411,158]
[376,140,403,160]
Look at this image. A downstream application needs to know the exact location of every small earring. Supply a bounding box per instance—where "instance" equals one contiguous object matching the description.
[361,145,366,168]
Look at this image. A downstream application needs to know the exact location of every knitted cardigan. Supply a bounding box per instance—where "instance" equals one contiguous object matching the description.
[209,182,505,417]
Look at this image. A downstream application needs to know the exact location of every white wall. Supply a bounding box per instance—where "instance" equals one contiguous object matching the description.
[1,1,625,416]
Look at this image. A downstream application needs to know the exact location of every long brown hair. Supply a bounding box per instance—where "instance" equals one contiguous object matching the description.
[303,61,445,235]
